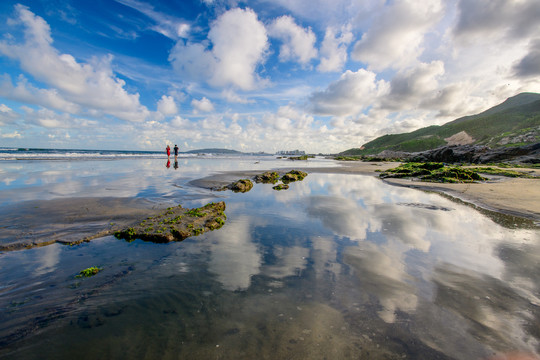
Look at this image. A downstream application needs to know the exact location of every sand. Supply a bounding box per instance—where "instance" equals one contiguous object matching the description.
[321,161,540,222]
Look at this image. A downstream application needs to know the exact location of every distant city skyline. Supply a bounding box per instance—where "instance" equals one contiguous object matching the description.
[0,0,539,153]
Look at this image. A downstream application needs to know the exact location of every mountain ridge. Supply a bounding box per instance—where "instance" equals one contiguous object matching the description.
[341,92,540,156]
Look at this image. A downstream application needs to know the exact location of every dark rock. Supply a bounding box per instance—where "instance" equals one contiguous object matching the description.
[219,179,254,192]
[272,183,289,191]
[281,170,308,183]
[407,142,540,164]
[254,171,280,184]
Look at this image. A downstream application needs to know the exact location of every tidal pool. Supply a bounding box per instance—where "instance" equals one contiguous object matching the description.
[0,159,539,359]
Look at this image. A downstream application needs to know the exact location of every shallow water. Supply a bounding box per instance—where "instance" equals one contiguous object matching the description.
[0,158,539,359]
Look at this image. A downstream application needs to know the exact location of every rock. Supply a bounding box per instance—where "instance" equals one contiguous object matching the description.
[281,170,308,183]
[254,171,280,184]
[272,183,289,191]
[219,179,253,192]
[114,201,227,243]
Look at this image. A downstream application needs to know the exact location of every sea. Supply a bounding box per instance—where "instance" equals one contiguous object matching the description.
[0,150,539,359]
[0,147,248,160]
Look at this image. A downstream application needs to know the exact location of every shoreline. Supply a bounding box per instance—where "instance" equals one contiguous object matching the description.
[191,160,540,224]
[320,161,540,223]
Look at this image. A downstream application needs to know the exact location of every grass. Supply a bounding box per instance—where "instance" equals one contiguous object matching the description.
[76,266,102,278]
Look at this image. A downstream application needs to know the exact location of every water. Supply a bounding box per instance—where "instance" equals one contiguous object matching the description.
[0,157,539,359]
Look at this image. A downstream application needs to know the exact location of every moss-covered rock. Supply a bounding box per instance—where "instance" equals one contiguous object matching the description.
[254,171,280,184]
[281,170,308,184]
[272,183,289,191]
[379,163,488,183]
[114,201,226,243]
[219,179,253,192]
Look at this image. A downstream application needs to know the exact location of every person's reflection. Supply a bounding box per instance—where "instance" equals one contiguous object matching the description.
[174,160,179,170]
[166,159,170,169]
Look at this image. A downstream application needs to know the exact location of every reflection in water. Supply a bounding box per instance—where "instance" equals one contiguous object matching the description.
[0,170,539,359]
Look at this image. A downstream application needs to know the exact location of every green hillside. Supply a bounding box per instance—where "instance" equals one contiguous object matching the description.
[341,93,540,155]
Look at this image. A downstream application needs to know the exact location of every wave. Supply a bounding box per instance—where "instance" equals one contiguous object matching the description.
[0,147,200,160]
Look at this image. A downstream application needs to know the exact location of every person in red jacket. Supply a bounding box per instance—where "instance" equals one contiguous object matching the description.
[166,144,171,159]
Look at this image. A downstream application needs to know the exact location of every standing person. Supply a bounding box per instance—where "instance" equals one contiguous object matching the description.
[166,145,171,159]
[174,144,179,160]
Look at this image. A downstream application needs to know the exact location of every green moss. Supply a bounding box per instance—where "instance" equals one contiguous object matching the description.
[468,167,537,178]
[272,183,289,190]
[380,162,488,183]
[281,170,308,184]
[76,266,102,278]
[186,208,206,217]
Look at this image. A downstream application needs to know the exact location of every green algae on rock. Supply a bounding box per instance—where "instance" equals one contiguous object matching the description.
[281,170,308,184]
[219,179,254,193]
[272,183,289,191]
[76,266,102,278]
[379,163,487,183]
[114,201,227,243]
[254,171,280,184]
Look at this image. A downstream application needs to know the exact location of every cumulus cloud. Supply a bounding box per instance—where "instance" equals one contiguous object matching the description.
[191,97,215,113]
[0,5,149,122]
[268,15,317,65]
[453,0,540,42]
[381,61,445,111]
[157,95,178,116]
[317,25,353,72]
[169,8,268,90]
[1,131,22,139]
[309,69,388,117]
[264,105,313,130]
[351,0,443,71]
[513,39,540,78]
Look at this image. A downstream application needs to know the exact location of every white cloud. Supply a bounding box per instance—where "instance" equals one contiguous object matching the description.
[351,0,444,71]
[191,97,214,113]
[221,89,253,104]
[317,25,353,72]
[169,8,268,90]
[1,131,22,139]
[157,95,178,116]
[114,0,191,40]
[381,61,445,111]
[309,69,389,117]
[0,5,150,122]
[268,15,317,65]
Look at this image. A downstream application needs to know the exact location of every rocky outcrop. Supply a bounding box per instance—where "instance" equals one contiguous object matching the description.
[254,171,280,184]
[281,170,308,183]
[114,202,226,243]
[219,179,254,192]
[406,142,540,164]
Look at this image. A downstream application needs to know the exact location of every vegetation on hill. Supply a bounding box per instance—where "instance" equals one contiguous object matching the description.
[341,93,540,155]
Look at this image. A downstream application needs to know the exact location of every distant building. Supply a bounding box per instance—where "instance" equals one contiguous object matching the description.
[276,150,305,155]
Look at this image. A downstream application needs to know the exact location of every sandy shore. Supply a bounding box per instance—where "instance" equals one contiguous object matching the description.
[322,161,540,223]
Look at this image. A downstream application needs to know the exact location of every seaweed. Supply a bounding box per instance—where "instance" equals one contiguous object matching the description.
[379,162,488,183]
[114,201,227,243]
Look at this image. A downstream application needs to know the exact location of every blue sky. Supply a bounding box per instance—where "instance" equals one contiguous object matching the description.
[0,0,539,153]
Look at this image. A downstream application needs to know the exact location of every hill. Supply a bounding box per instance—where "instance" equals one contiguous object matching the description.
[341,92,540,155]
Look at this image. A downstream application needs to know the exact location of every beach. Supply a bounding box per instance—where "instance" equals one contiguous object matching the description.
[1,155,539,359]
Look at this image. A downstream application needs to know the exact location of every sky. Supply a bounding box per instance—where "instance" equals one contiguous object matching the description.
[0,0,539,153]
